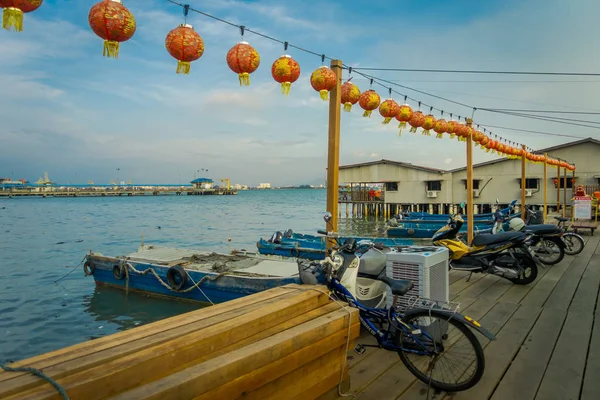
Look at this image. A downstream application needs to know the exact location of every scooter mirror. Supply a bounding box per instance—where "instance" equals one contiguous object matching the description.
[460,202,465,208]
[323,212,333,223]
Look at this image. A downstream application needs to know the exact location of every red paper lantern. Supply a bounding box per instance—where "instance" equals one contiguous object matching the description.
[271,55,301,96]
[378,99,400,124]
[310,66,337,100]
[433,119,448,139]
[340,81,360,112]
[165,24,204,75]
[472,130,484,145]
[497,143,505,155]
[226,41,260,85]
[88,0,136,59]
[479,134,489,147]
[0,0,42,31]
[446,120,457,139]
[395,104,413,133]
[408,111,425,133]
[358,90,381,118]
[421,114,437,136]
[485,139,497,153]
[454,124,468,141]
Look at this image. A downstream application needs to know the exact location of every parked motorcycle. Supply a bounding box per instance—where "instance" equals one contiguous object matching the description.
[432,214,539,284]
[506,208,566,265]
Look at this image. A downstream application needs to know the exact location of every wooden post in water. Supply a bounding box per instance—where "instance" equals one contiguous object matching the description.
[466,118,474,244]
[521,145,527,215]
[543,152,548,222]
[325,60,343,246]
[563,164,567,217]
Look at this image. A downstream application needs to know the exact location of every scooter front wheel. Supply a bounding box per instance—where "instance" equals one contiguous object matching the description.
[563,233,584,255]
[508,252,538,285]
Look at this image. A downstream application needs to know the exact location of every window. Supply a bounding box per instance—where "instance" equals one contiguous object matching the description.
[557,178,574,189]
[426,181,442,191]
[463,179,481,190]
[385,182,398,191]
[518,178,539,189]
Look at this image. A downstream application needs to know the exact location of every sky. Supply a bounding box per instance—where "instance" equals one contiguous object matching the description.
[1,0,599,186]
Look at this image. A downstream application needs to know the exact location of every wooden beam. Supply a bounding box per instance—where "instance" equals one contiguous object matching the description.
[466,118,474,244]
[326,59,343,244]
[543,153,548,222]
[521,144,527,215]
[563,165,567,217]
[557,162,560,211]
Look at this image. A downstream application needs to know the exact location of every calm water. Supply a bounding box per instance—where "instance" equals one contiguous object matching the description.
[0,190,389,361]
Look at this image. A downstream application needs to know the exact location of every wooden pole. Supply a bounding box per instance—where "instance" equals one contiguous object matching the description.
[543,152,548,222]
[572,168,575,217]
[556,162,560,211]
[466,118,474,244]
[563,165,567,217]
[325,59,343,245]
[521,144,527,216]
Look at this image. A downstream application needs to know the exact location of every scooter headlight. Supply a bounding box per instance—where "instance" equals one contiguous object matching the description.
[330,252,344,270]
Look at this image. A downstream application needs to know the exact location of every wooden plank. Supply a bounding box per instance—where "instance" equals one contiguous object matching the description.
[519,257,575,309]
[457,274,500,299]
[581,311,600,400]
[190,327,357,400]
[569,255,600,314]
[449,271,468,285]
[477,279,512,302]
[0,286,296,382]
[108,309,358,400]
[451,305,543,400]
[449,273,486,298]
[543,244,594,311]
[535,309,594,400]
[347,347,400,394]
[3,290,331,399]
[241,345,347,400]
[496,261,552,305]
[490,308,567,400]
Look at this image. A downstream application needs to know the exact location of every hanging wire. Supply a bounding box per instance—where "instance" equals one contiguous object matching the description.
[350,66,600,77]
[163,0,580,162]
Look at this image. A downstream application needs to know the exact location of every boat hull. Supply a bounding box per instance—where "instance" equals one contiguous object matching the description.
[87,255,301,304]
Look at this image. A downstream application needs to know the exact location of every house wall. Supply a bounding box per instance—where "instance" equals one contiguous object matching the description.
[339,141,600,208]
[339,163,452,205]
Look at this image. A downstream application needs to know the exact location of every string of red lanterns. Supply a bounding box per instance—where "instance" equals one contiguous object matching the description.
[0,0,577,171]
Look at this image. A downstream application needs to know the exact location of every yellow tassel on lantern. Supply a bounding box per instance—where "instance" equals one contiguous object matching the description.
[343,102,353,112]
[363,110,373,118]
[422,129,431,136]
[409,126,418,133]
[319,90,329,101]
[176,61,191,74]
[436,133,443,139]
[2,7,23,32]
[398,121,407,129]
[449,134,456,139]
[382,117,392,124]
[281,82,291,96]
[103,41,120,59]
[238,72,251,86]
[398,129,402,137]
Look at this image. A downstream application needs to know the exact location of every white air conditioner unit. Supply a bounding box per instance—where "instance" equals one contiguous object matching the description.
[426,190,438,198]
[473,189,480,198]
[525,189,533,197]
[385,246,450,311]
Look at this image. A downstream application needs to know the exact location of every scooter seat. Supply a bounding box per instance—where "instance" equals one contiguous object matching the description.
[554,216,569,222]
[472,232,525,247]
[378,276,414,296]
[524,224,560,234]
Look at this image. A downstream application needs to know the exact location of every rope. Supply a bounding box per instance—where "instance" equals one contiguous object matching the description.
[0,361,69,400]
[54,255,87,284]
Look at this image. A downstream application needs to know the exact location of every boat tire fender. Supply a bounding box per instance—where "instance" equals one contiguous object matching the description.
[284,229,293,238]
[167,265,188,291]
[407,228,415,235]
[83,260,95,276]
[113,264,126,280]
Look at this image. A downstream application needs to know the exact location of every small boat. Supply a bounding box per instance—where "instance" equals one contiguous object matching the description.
[256,231,412,260]
[386,214,521,239]
[83,245,305,304]
[401,200,517,221]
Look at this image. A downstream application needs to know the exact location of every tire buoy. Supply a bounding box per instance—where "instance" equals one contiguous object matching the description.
[167,265,188,291]
[113,264,126,280]
[83,260,95,276]
[407,228,415,235]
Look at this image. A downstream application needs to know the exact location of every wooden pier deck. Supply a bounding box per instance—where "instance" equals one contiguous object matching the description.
[326,234,600,400]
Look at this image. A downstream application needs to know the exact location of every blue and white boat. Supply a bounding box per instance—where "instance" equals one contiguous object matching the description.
[84,245,303,304]
[256,231,413,260]
[402,200,517,221]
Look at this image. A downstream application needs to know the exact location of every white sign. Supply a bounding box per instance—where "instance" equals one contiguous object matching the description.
[573,197,592,220]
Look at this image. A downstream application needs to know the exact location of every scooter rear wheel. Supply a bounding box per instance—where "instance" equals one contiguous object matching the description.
[508,252,538,285]
[563,233,584,256]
